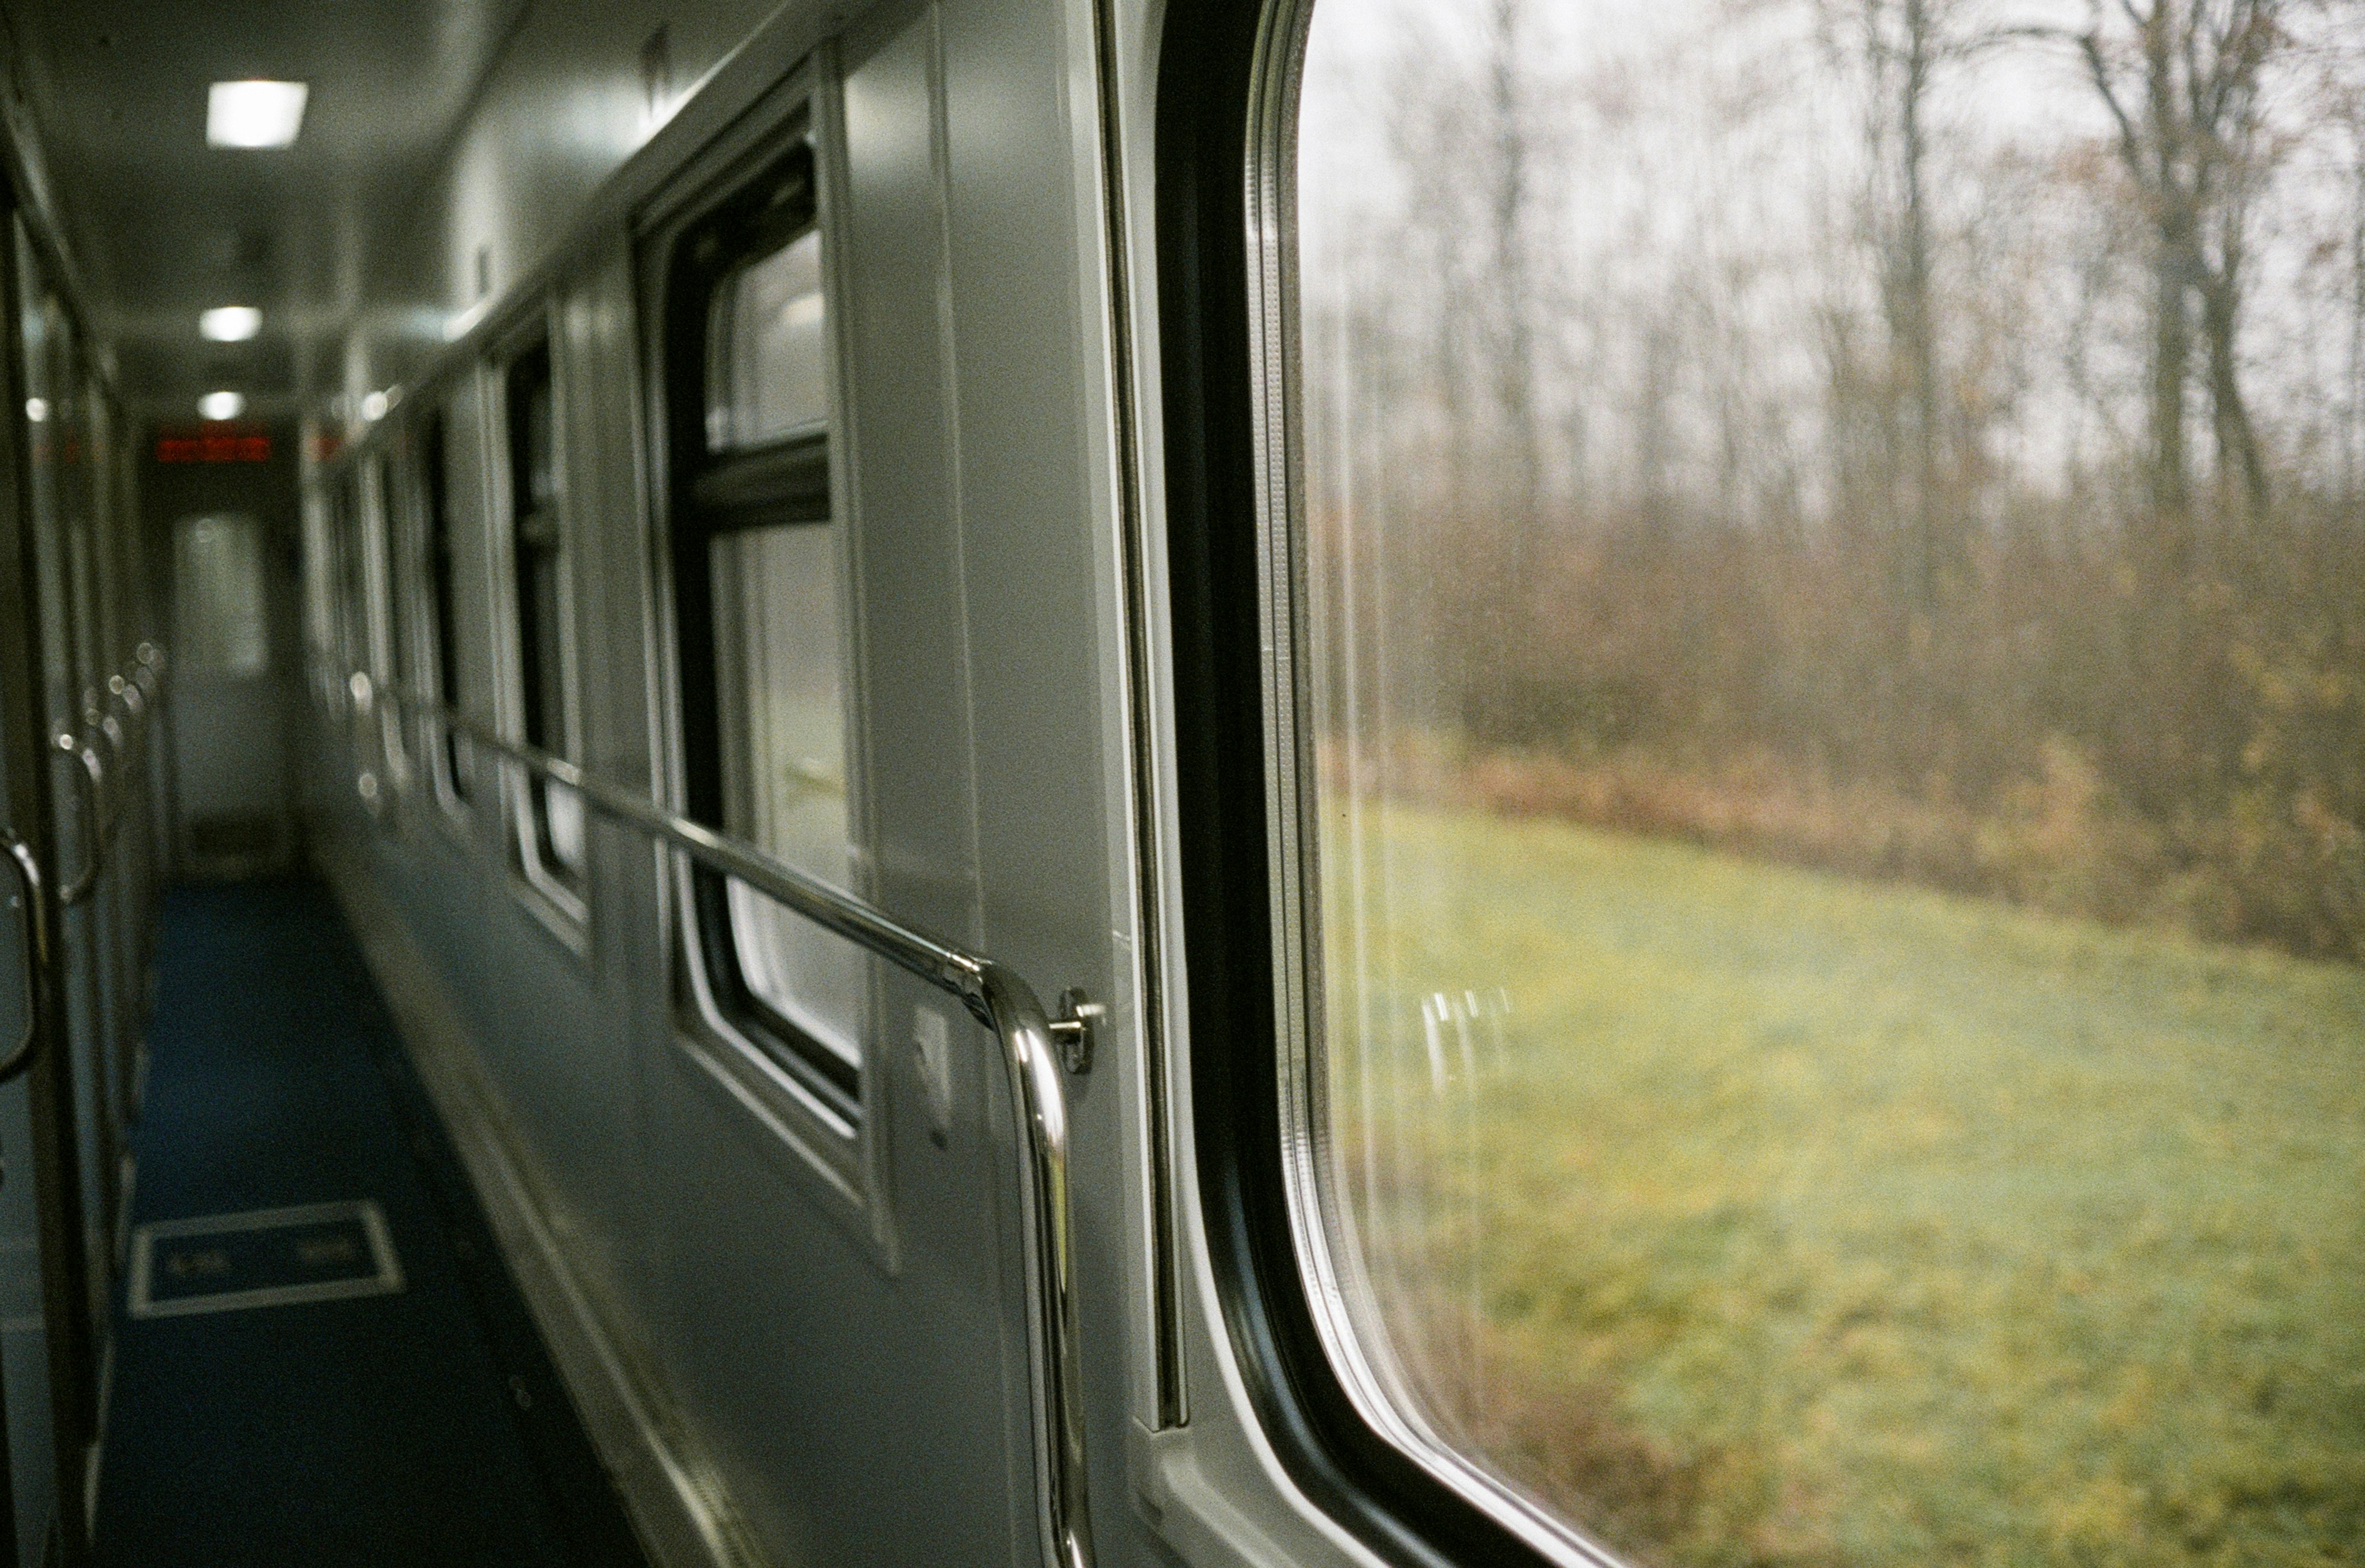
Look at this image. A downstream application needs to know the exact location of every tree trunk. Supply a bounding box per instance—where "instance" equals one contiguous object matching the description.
[2196,252,2269,515]
[1898,0,1944,611]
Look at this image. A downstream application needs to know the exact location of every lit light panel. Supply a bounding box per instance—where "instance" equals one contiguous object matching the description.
[206,81,309,149]
[198,390,247,421]
[200,305,261,342]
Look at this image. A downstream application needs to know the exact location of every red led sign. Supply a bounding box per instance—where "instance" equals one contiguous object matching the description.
[155,424,271,464]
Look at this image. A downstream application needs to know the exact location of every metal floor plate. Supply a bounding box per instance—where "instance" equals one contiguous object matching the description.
[128,1200,404,1318]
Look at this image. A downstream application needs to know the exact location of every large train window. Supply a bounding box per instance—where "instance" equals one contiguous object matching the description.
[501,340,588,909]
[1181,0,2365,1564]
[656,118,866,1120]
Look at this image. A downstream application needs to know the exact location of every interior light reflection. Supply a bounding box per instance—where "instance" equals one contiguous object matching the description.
[207,81,309,150]
[200,306,262,342]
[198,390,247,421]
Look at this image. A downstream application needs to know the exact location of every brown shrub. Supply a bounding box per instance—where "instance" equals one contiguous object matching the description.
[1353,737,2364,964]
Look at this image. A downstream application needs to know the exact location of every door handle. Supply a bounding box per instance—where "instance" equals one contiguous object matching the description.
[53,734,105,906]
[0,829,47,1081]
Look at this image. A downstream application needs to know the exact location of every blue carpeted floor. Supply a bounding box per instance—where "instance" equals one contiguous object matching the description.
[92,879,644,1567]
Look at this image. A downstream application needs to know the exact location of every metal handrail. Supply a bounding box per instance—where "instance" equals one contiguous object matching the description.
[50,646,162,909]
[108,673,145,742]
[380,684,1099,1568]
[53,734,106,907]
[90,704,124,842]
[0,829,47,1081]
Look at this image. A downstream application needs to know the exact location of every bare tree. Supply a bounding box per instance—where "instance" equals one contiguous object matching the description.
[1484,0,1543,537]
[2353,135,2365,501]
[2066,0,2285,523]
[2333,64,2365,501]
[1843,0,1953,605]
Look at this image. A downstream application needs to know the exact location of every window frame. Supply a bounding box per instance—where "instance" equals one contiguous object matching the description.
[493,324,592,931]
[1158,1,1598,1564]
[639,77,877,1185]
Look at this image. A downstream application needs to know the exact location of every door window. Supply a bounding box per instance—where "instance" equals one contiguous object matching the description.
[171,514,265,676]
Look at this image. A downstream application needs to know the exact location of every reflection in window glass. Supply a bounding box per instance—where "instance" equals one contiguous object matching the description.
[1291,2,2365,1564]
[712,523,861,1069]
[173,513,267,676]
[708,229,827,452]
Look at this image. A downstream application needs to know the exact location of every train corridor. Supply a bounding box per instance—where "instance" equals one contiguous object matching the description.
[90,879,643,1567]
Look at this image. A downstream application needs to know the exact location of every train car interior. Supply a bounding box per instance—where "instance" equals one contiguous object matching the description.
[0,0,2354,1564]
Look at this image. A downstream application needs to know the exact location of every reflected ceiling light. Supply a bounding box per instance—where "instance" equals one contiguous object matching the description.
[442,299,489,342]
[199,305,261,342]
[23,397,46,423]
[197,390,246,421]
[206,81,308,149]
[360,390,388,421]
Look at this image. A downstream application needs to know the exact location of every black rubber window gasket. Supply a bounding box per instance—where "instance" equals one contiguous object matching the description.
[1155,4,1565,1565]
[656,134,861,1116]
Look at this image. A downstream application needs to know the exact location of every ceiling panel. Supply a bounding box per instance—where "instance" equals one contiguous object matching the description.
[11,0,528,417]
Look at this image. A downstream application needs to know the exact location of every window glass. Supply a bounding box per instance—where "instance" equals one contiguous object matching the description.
[336,476,367,679]
[386,464,416,703]
[362,459,406,776]
[712,522,860,1067]
[1288,2,2365,1566]
[172,514,266,676]
[670,129,866,1100]
[420,411,471,801]
[507,345,585,888]
[708,229,827,452]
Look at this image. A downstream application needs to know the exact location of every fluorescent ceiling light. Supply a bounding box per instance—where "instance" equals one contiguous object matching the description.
[199,305,261,342]
[207,81,308,149]
[198,390,246,420]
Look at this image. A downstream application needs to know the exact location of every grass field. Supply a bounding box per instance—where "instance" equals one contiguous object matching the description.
[1323,804,2365,1567]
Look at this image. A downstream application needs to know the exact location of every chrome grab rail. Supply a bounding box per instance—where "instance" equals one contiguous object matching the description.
[89,700,124,843]
[110,673,148,796]
[53,733,106,907]
[50,647,161,908]
[380,685,1099,1568]
[0,829,46,1080]
[108,673,146,740]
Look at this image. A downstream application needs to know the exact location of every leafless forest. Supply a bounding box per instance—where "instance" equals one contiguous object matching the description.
[1300,0,2365,961]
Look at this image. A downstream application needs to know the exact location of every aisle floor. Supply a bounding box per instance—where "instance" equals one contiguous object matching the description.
[92,879,644,1567]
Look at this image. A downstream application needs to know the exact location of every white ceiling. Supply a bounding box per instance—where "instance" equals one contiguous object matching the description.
[7,0,530,420]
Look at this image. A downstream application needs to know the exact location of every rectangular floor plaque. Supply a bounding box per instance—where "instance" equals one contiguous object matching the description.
[129,1200,405,1318]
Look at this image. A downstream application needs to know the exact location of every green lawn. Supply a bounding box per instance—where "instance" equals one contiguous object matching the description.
[1323,804,2365,1567]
